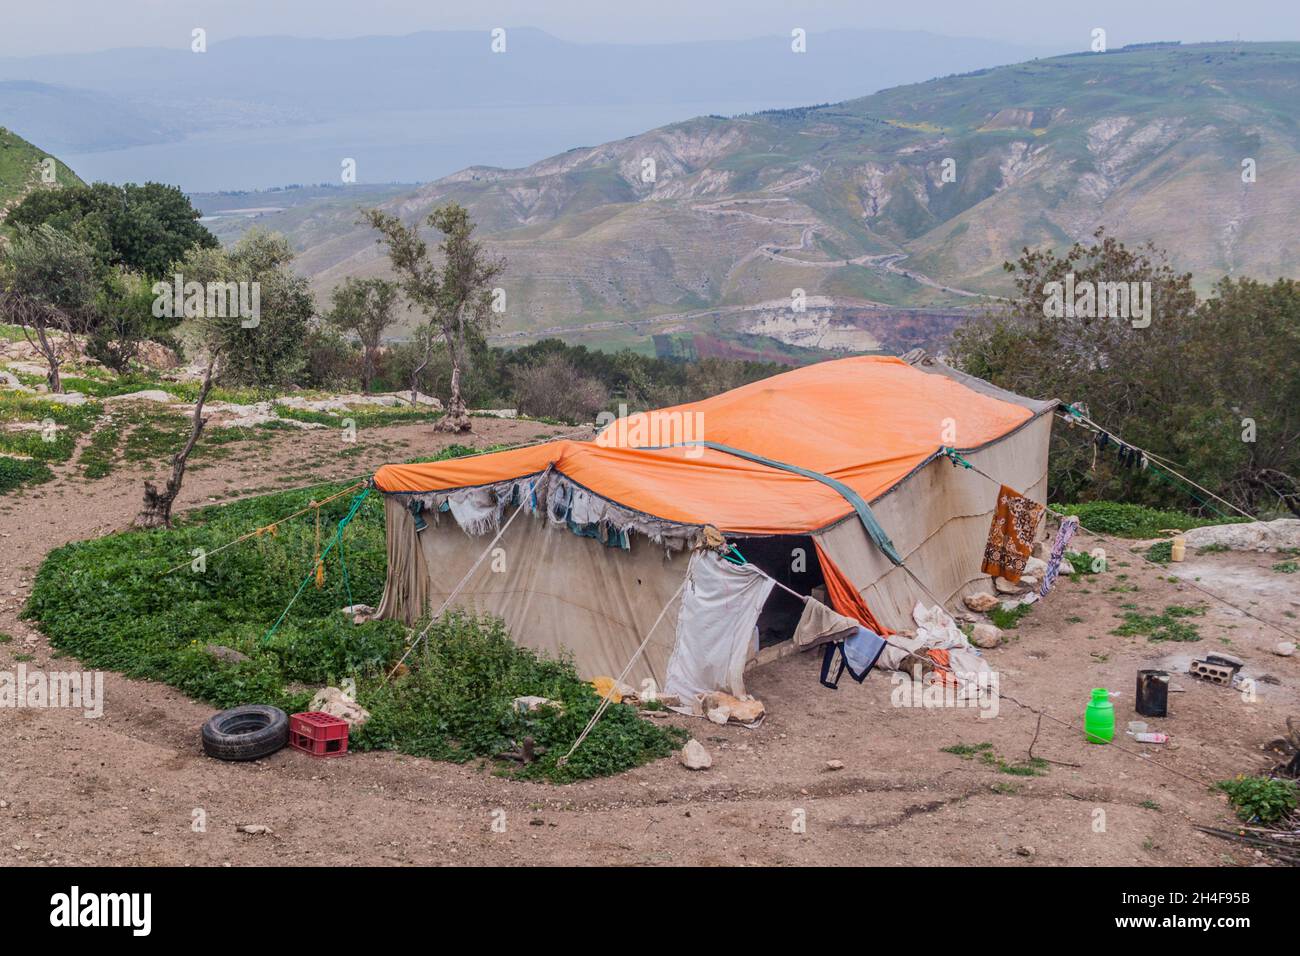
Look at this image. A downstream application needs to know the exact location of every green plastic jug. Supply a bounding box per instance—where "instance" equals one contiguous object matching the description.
[1084,688,1114,744]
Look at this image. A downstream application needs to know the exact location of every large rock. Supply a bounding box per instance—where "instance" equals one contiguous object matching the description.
[104,389,177,404]
[41,391,87,406]
[702,691,765,724]
[204,644,249,664]
[1024,556,1048,576]
[964,592,1000,613]
[971,623,1003,649]
[679,739,712,770]
[1183,520,1300,553]
[309,686,371,729]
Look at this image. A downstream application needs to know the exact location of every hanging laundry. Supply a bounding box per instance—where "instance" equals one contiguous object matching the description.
[981,485,1046,582]
[812,540,893,634]
[819,626,887,689]
[792,596,860,649]
[1040,515,1080,596]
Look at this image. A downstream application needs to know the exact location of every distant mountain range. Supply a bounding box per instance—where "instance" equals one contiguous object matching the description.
[0,27,1057,190]
[217,41,1300,355]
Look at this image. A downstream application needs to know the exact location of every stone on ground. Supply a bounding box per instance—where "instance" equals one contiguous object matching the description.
[680,738,712,770]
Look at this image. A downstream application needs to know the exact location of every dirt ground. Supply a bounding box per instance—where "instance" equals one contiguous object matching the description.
[1,416,1297,867]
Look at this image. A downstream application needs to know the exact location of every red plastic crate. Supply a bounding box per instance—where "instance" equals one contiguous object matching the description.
[289,711,349,757]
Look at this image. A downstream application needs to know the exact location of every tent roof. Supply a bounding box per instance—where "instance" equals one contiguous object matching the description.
[373,355,1044,535]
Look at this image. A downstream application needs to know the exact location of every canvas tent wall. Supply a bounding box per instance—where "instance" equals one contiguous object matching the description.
[372,354,1056,690]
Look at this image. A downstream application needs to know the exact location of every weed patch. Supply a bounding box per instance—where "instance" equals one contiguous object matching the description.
[1112,605,1206,643]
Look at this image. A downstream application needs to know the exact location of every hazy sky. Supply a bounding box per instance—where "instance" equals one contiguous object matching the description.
[2,0,1296,57]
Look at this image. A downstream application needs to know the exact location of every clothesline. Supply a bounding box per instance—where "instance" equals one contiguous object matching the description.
[1057,405,1254,521]
[946,451,1298,644]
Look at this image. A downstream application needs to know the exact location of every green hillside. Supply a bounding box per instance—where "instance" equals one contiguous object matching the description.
[0,126,82,223]
[230,42,1300,347]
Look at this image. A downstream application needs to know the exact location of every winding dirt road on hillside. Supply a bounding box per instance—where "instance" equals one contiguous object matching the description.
[1,416,1297,866]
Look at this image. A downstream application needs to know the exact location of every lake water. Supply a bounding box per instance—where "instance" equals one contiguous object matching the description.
[61,100,807,192]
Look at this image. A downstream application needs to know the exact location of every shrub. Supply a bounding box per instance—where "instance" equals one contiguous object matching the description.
[1216,775,1297,824]
[512,355,610,424]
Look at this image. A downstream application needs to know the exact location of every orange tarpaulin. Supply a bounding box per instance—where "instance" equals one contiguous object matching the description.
[373,356,1034,536]
[813,540,892,636]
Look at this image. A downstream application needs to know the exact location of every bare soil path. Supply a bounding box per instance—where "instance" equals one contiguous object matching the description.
[1,419,1297,866]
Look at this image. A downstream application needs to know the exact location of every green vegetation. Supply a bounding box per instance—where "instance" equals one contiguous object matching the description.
[940,742,1047,777]
[0,127,83,219]
[24,456,683,782]
[952,229,1300,520]
[1056,502,1246,539]
[989,603,1033,630]
[1112,605,1206,643]
[0,455,53,493]
[1272,561,1298,574]
[1215,776,1297,824]
[1146,541,1173,564]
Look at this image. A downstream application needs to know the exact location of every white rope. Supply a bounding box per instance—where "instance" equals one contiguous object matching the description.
[382,464,554,683]
[557,577,688,765]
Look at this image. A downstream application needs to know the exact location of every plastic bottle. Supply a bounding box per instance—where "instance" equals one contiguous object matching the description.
[1084,687,1115,744]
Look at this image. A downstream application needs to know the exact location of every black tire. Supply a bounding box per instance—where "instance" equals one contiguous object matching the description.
[201,705,289,761]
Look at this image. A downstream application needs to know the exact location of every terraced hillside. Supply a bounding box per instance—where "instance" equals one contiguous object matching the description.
[233,42,1300,352]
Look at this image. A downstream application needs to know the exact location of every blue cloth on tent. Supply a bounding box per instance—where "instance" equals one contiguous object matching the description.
[819,626,888,689]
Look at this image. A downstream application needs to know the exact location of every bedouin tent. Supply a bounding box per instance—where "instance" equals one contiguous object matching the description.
[371,353,1056,705]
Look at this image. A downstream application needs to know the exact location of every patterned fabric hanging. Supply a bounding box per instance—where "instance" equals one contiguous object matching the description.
[981,485,1045,583]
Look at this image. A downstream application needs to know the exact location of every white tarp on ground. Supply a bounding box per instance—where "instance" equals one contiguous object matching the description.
[664,551,775,706]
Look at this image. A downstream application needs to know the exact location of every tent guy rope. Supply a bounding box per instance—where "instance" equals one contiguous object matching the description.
[382,464,555,684]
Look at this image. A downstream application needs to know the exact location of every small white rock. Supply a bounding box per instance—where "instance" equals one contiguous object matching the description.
[679,739,712,770]
[971,623,1003,649]
[1275,641,1296,658]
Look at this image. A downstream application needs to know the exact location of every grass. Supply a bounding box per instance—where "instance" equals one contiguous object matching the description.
[1145,541,1173,563]
[1057,501,1248,539]
[989,603,1033,630]
[1112,605,1206,643]
[23,451,683,783]
[1065,550,1103,576]
[940,742,1048,777]
[0,455,53,493]
[1272,561,1298,574]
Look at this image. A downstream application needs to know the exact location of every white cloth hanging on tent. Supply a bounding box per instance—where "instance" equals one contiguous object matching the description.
[664,551,775,709]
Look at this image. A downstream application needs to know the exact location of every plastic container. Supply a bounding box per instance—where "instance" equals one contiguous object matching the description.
[288,711,349,757]
[1135,669,1169,717]
[1084,688,1115,744]
[1133,732,1168,744]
